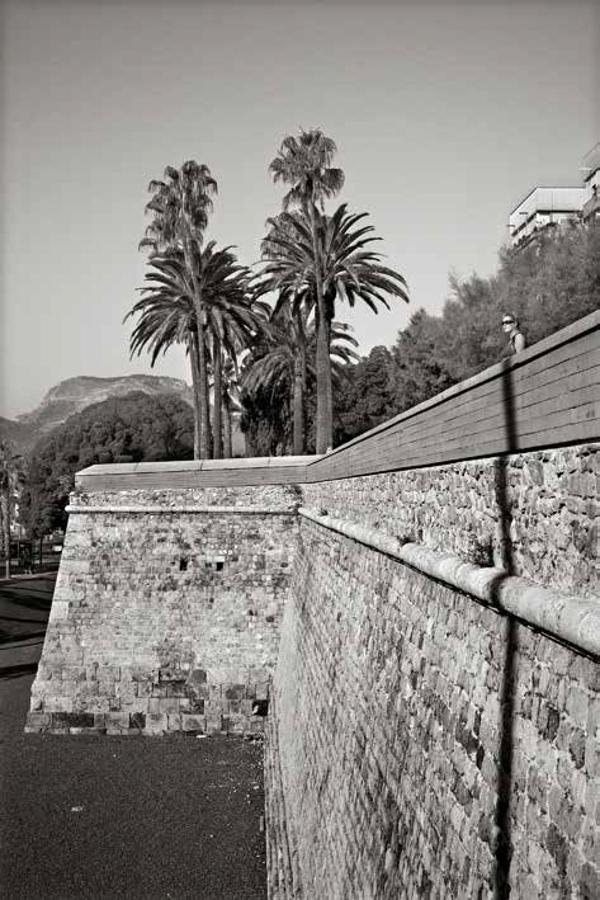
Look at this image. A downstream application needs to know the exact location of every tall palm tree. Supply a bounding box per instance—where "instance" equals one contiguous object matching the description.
[139,161,217,457]
[126,246,268,458]
[258,203,409,449]
[269,129,345,453]
[259,214,313,454]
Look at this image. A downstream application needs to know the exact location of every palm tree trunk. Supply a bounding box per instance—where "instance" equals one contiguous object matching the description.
[212,338,223,459]
[223,397,233,459]
[182,235,211,458]
[308,203,333,453]
[197,323,212,458]
[189,331,202,459]
[292,313,307,454]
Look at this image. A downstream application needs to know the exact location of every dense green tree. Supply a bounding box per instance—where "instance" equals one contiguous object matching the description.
[334,346,397,444]
[390,309,456,414]
[20,393,193,538]
[0,440,24,577]
[496,222,600,344]
[386,222,600,417]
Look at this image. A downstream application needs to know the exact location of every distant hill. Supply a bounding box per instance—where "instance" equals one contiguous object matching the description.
[1,375,193,453]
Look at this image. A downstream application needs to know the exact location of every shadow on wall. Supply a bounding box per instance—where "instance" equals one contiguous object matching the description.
[491,361,517,900]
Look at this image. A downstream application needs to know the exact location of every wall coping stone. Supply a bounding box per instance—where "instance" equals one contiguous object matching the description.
[75,456,322,491]
[306,308,600,467]
[65,505,298,515]
[299,506,600,658]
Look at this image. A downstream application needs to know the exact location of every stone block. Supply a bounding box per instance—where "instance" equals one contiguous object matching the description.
[44,697,74,714]
[181,714,205,733]
[167,713,182,731]
[225,713,248,735]
[206,713,224,734]
[51,712,95,729]
[256,681,270,700]
[187,668,207,686]
[24,713,52,732]
[145,713,168,736]
[129,712,146,731]
[135,681,153,698]
[105,712,130,733]
[224,683,246,700]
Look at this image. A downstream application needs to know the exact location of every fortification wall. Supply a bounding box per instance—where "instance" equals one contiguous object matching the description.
[269,313,600,899]
[273,510,600,898]
[26,483,300,736]
[302,444,600,597]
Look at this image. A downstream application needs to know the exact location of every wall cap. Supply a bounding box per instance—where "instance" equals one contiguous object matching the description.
[306,308,600,467]
[299,506,600,658]
[65,505,298,515]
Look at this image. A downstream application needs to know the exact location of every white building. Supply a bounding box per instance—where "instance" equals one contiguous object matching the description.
[581,142,600,223]
[508,186,585,250]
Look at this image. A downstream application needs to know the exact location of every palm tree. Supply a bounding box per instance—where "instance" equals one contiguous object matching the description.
[125,254,202,454]
[269,129,345,453]
[259,214,312,454]
[139,161,217,457]
[258,203,409,449]
[242,311,358,454]
[126,245,269,458]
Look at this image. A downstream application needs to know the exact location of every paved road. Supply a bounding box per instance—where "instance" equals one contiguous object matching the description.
[0,575,267,899]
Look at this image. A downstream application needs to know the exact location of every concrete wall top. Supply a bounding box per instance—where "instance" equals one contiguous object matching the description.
[307,308,600,481]
[75,455,322,491]
[75,309,599,492]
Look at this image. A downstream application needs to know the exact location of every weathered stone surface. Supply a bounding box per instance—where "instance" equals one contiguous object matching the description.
[302,444,600,597]
[27,484,298,735]
[272,514,600,898]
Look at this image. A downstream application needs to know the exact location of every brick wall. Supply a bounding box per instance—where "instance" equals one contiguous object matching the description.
[26,485,299,736]
[273,515,600,898]
[303,444,600,597]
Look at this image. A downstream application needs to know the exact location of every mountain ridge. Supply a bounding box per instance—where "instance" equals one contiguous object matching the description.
[2,374,193,452]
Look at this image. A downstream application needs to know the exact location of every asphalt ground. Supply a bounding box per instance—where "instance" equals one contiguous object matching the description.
[0,575,267,900]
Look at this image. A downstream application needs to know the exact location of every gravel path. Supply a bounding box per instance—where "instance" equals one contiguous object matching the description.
[0,575,267,900]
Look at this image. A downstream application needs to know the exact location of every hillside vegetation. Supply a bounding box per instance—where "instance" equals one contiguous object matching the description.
[20,392,193,536]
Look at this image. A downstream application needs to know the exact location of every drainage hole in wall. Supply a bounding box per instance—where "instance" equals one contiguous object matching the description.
[179,557,188,571]
[252,699,269,717]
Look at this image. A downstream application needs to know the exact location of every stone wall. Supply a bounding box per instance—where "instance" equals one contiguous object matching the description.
[26,485,299,736]
[303,443,600,597]
[273,513,600,899]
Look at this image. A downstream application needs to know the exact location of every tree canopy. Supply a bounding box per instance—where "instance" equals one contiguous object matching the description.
[20,392,193,536]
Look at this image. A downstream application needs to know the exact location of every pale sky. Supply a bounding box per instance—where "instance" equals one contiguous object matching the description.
[1,0,598,418]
